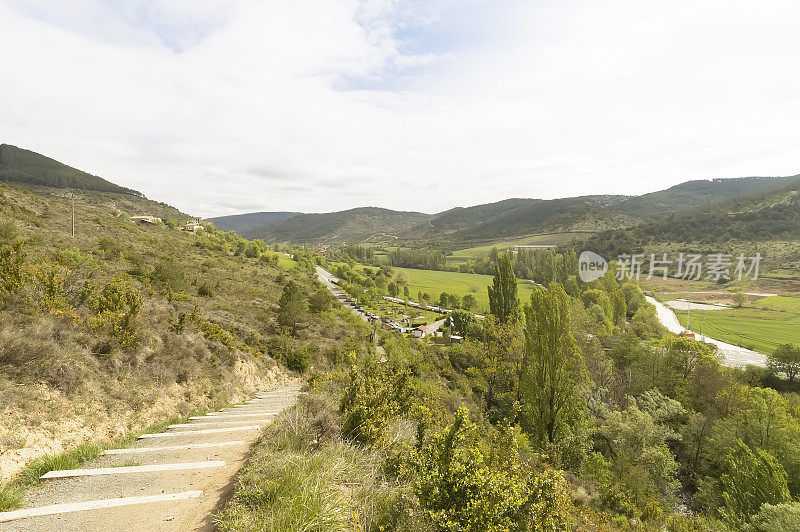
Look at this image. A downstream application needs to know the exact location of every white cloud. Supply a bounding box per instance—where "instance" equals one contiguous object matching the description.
[1,0,798,217]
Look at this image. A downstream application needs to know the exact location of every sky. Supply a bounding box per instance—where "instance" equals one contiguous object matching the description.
[1,0,799,217]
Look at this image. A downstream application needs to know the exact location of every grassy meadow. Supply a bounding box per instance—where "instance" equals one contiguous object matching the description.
[392,266,536,312]
[675,296,800,353]
[446,232,589,263]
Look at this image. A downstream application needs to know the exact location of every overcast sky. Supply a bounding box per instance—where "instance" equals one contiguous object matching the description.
[1,1,798,217]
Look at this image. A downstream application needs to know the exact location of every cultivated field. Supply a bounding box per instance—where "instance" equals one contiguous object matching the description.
[392,266,537,311]
[675,296,800,353]
[447,232,589,263]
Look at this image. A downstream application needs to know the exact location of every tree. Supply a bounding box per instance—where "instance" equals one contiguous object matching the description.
[473,316,524,420]
[308,285,332,314]
[488,253,519,324]
[450,309,476,338]
[387,281,399,298]
[520,283,586,445]
[720,441,790,528]
[732,290,748,308]
[768,343,800,383]
[277,280,306,335]
[462,293,477,311]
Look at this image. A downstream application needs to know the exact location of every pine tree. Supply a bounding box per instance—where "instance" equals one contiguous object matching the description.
[278,280,306,335]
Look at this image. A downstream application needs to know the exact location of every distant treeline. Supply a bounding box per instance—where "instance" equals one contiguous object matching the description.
[0,144,142,196]
[388,248,447,270]
[327,245,376,265]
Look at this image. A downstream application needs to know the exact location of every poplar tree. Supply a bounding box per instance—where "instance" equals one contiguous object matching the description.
[488,253,519,324]
[520,283,586,444]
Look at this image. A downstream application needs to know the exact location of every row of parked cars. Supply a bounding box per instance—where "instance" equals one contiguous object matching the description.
[337,294,407,331]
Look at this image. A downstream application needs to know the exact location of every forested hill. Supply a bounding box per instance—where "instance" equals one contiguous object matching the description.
[233,175,799,247]
[0,144,141,196]
[401,195,634,247]
[243,206,432,244]
[584,175,800,257]
[613,175,800,220]
[208,211,302,234]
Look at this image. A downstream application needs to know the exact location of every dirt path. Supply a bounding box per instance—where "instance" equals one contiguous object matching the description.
[0,387,300,531]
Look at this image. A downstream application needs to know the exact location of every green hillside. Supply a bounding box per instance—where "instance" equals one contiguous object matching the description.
[208,211,302,234]
[245,206,432,244]
[585,176,800,259]
[0,180,364,492]
[0,144,141,196]
[615,176,800,220]
[404,195,633,248]
[236,175,800,250]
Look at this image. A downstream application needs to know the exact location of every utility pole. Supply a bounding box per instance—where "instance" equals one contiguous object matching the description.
[71,192,75,237]
[686,300,691,332]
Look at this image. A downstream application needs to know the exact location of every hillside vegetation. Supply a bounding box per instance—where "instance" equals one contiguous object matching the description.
[0,182,364,495]
[0,144,141,196]
[585,177,800,269]
[208,211,302,234]
[245,207,432,244]
[217,252,800,531]
[233,174,798,250]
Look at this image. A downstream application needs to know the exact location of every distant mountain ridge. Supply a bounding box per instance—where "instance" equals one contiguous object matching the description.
[208,211,302,234]
[585,174,800,257]
[5,144,797,250]
[244,207,432,244]
[236,175,800,247]
[0,144,141,196]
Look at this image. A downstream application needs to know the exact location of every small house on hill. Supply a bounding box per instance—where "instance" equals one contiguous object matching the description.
[412,325,427,338]
[183,221,204,233]
[130,215,161,224]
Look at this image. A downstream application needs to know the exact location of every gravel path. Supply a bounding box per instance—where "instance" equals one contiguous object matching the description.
[0,387,300,531]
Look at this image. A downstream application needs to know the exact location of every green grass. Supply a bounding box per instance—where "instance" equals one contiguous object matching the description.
[675,296,800,353]
[262,250,296,270]
[447,232,589,263]
[214,397,405,532]
[392,266,536,312]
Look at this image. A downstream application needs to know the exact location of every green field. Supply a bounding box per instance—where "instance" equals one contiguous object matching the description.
[447,232,590,263]
[392,266,536,312]
[263,250,296,270]
[676,296,800,354]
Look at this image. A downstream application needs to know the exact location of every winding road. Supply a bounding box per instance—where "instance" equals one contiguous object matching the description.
[645,296,767,368]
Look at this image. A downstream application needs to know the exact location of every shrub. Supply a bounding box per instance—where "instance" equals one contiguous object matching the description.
[0,241,26,298]
[414,408,572,531]
[285,343,314,373]
[97,236,122,259]
[750,502,800,532]
[0,220,18,243]
[150,259,184,292]
[86,275,142,348]
[197,282,213,297]
[340,358,414,445]
[720,440,790,528]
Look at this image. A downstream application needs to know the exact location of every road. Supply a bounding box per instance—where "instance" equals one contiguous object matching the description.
[315,266,447,335]
[0,388,300,531]
[316,266,371,324]
[645,296,767,368]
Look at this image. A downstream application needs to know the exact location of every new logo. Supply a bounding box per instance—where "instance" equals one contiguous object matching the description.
[578,251,608,283]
